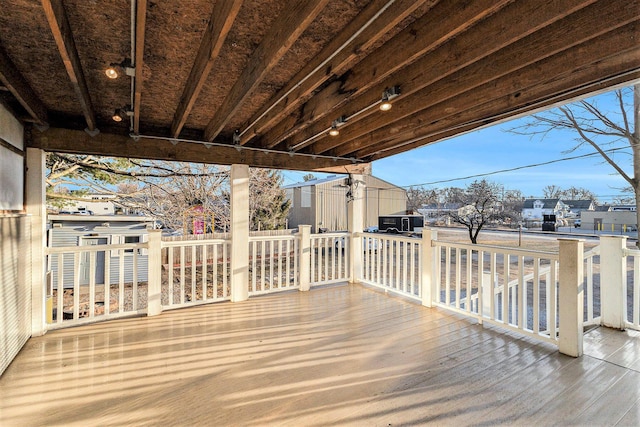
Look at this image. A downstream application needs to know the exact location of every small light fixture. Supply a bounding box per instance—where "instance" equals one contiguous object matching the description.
[105,58,135,79]
[112,107,133,122]
[379,85,401,111]
[328,116,347,137]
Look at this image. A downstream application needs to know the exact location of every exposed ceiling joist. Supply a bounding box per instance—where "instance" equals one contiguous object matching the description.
[0,45,48,125]
[203,0,331,142]
[170,0,243,138]
[237,0,431,146]
[324,0,635,157]
[132,0,148,135]
[41,0,97,131]
[259,0,516,150]
[362,35,640,159]
[278,0,597,154]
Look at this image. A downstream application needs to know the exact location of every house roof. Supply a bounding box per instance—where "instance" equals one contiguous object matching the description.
[522,199,561,209]
[563,200,594,210]
[1,1,637,172]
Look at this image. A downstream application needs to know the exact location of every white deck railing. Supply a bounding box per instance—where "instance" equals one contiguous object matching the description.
[161,238,231,309]
[249,235,299,295]
[46,242,148,329]
[359,233,421,302]
[432,240,560,344]
[310,232,350,285]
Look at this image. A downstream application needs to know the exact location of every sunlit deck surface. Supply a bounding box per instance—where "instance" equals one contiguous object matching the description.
[1,284,639,426]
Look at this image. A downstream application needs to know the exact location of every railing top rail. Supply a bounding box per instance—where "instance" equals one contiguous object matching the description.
[623,247,640,257]
[46,243,147,254]
[584,246,601,257]
[162,239,228,248]
[433,240,559,259]
[311,232,348,238]
[361,233,418,243]
[249,235,298,242]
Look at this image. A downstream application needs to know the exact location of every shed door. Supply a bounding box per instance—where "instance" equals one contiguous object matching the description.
[80,237,108,285]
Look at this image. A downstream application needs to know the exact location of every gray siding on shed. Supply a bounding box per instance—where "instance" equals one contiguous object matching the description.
[48,219,151,288]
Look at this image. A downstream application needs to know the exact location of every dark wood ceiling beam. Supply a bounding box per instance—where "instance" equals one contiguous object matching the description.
[0,45,48,125]
[41,0,97,131]
[132,0,148,135]
[272,0,596,153]
[203,0,330,142]
[27,127,360,171]
[352,27,640,159]
[237,0,431,146]
[170,0,243,138]
[323,0,636,157]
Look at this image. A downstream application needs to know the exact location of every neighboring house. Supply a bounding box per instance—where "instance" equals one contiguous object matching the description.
[521,199,568,221]
[47,215,156,288]
[49,193,145,216]
[563,200,595,217]
[284,175,406,232]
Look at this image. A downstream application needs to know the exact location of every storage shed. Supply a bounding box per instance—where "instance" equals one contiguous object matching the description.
[284,175,406,232]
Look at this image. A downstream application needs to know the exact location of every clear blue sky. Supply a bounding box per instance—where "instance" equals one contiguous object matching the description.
[282,87,635,203]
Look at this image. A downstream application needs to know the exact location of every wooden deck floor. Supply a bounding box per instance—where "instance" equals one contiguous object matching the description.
[1,283,639,426]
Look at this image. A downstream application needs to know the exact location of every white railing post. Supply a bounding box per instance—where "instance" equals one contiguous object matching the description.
[558,238,584,357]
[348,174,364,284]
[26,147,47,336]
[600,235,627,329]
[231,164,250,302]
[421,229,437,307]
[146,229,163,316]
[298,225,311,291]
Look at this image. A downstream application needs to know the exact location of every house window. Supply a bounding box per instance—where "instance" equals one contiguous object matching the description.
[301,187,311,208]
[124,235,141,253]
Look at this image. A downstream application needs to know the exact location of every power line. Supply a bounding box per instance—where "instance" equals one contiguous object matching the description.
[400,146,630,188]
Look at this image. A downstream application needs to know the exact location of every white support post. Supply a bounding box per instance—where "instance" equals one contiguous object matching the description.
[231,164,249,302]
[600,235,627,330]
[26,148,47,336]
[146,229,163,316]
[348,174,364,284]
[421,229,437,307]
[298,225,311,291]
[558,238,584,357]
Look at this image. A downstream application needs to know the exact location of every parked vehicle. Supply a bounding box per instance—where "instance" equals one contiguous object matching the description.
[378,215,424,234]
[574,219,581,228]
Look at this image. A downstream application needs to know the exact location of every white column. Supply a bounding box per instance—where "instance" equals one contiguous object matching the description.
[231,164,249,302]
[146,229,163,316]
[348,175,364,283]
[558,238,584,357]
[600,235,627,329]
[298,225,311,291]
[421,229,437,307]
[26,148,47,336]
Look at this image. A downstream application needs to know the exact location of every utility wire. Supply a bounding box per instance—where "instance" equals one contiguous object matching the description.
[401,146,630,188]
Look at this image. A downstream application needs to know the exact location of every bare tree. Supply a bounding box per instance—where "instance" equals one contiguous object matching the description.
[406,186,438,213]
[542,185,563,199]
[449,179,504,244]
[511,85,639,244]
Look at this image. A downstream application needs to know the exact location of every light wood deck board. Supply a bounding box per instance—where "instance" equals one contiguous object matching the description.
[0,283,638,426]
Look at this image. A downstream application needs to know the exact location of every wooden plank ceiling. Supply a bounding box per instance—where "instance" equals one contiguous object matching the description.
[0,0,638,172]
